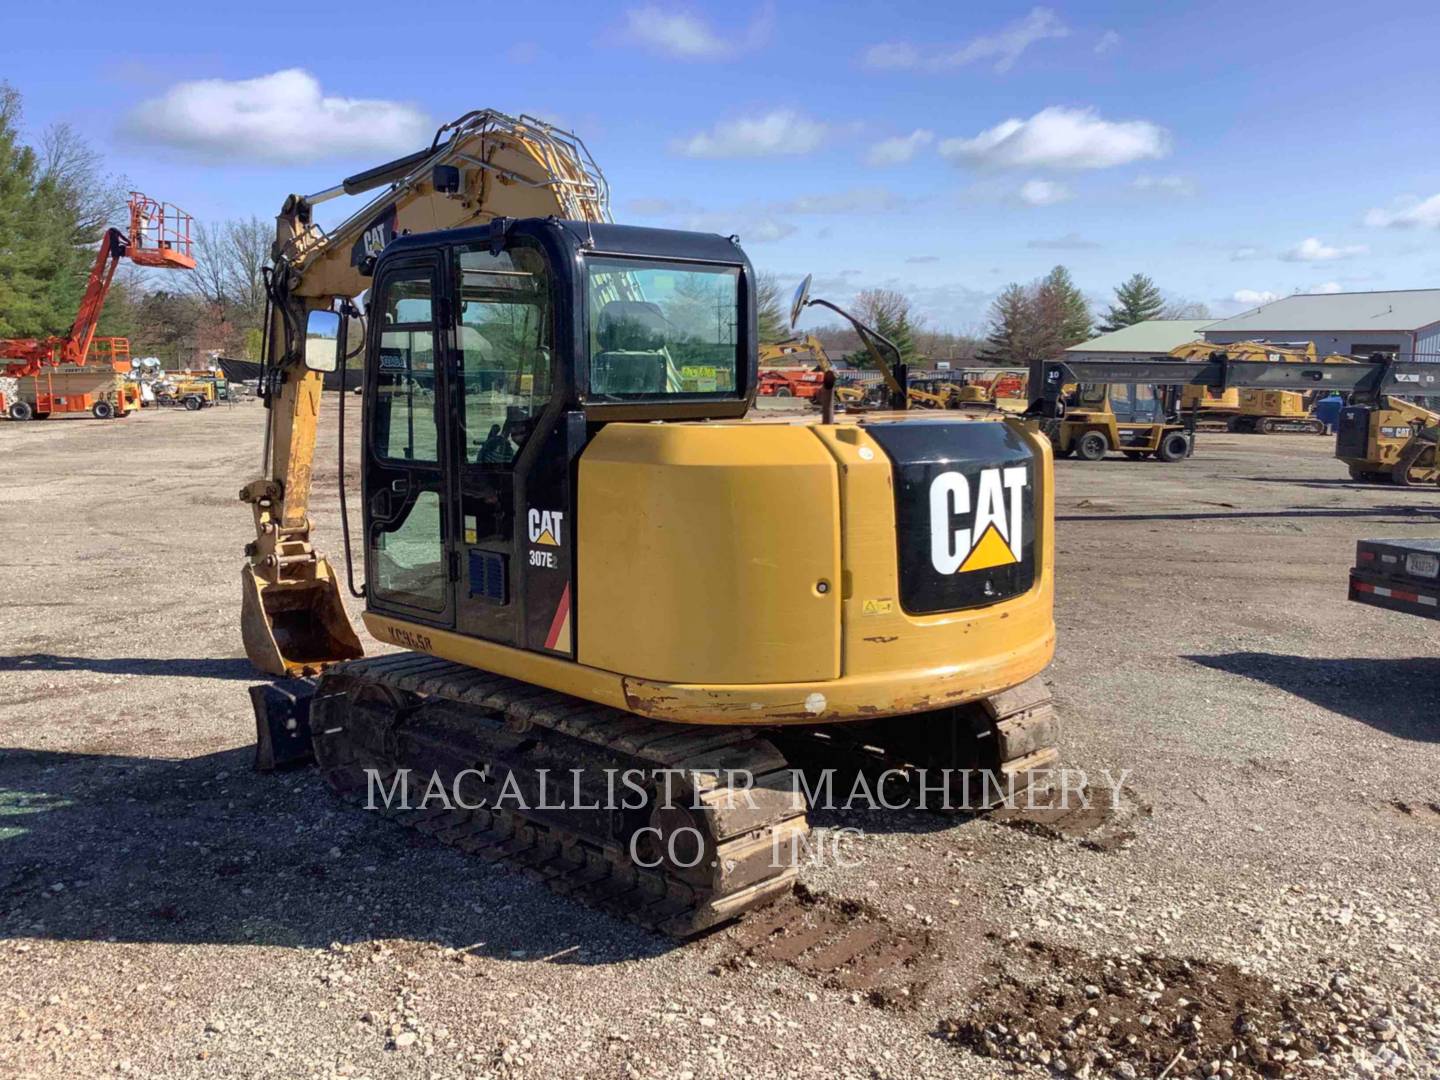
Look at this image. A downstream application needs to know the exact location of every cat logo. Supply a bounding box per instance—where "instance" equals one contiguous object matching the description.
[928,466,1028,575]
[527,508,564,547]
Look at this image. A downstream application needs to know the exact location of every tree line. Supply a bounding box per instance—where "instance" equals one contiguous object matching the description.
[758,264,1209,370]
[977,269,1210,365]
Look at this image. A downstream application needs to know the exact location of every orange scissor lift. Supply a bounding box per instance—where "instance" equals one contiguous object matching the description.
[2,193,195,421]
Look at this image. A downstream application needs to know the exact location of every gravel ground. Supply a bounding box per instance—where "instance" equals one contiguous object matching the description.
[1,401,1437,1079]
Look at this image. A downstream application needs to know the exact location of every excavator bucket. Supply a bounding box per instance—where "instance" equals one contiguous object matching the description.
[241,560,364,677]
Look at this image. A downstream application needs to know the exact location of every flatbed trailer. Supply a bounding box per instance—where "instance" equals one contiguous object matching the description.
[1350,539,1440,620]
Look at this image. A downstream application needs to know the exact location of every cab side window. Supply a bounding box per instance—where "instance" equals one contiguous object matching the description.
[374,274,437,462]
[455,244,553,467]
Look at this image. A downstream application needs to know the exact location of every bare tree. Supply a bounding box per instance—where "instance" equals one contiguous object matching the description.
[755,270,786,343]
[184,220,231,306]
[38,122,128,239]
[224,215,269,326]
[851,288,912,330]
[1161,298,1212,319]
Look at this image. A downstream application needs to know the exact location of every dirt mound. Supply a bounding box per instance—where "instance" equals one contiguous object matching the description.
[716,885,939,1008]
[939,938,1421,1078]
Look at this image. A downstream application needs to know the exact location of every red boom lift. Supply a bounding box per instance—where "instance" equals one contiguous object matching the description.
[2,192,195,420]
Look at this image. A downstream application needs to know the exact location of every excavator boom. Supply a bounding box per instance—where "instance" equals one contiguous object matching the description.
[241,109,612,676]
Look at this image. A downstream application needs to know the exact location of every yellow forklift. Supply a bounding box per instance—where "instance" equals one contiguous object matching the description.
[1047,381,1194,462]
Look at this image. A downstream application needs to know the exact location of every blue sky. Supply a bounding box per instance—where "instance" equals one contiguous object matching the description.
[3,0,1438,331]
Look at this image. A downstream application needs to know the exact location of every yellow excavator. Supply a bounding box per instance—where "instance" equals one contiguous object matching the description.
[240,109,1061,936]
[1172,339,1348,434]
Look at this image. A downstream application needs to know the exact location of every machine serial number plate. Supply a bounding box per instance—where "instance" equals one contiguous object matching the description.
[1405,552,1439,579]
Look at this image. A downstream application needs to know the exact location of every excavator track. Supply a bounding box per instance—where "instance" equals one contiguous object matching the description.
[309,653,808,937]
[305,655,1060,936]
[1253,416,1326,435]
[769,676,1060,811]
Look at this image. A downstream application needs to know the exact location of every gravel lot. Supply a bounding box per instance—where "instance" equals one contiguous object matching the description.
[2,400,1437,1079]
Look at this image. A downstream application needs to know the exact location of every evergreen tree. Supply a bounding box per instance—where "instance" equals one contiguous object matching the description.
[0,83,49,338]
[1038,265,1091,348]
[978,284,1036,364]
[889,308,917,365]
[1098,273,1165,333]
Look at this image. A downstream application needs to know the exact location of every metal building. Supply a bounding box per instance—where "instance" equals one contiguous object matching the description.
[1065,319,1215,361]
[1202,289,1440,361]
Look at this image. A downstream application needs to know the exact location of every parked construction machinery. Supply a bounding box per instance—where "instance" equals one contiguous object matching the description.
[1047,381,1193,463]
[3,337,139,421]
[1171,339,1349,434]
[1336,391,1440,485]
[1,193,195,420]
[757,335,866,406]
[241,109,1060,936]
[1027,354,1440,624]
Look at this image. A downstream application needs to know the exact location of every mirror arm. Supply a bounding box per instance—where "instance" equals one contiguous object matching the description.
[803,297,907,406]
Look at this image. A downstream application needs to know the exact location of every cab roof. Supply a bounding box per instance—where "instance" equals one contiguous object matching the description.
[383,218,749,266]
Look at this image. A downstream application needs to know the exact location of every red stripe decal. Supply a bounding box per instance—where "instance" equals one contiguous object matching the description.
[1393,589,1420,603]
[1353,580,1374,593]
[544,583,571,650]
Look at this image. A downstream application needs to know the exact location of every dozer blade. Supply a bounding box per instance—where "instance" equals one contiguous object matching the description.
[241,560,364,677]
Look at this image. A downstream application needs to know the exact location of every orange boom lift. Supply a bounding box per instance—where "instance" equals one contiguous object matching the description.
[2,193,195,420]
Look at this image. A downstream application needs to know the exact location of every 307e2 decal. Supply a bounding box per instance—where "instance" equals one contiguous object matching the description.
[527,508,564,569]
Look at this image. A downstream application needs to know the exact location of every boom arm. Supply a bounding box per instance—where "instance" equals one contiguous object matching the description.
[240,109,613,677]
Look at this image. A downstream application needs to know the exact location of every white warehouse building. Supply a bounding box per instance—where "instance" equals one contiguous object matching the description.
[1202,289,1440,361]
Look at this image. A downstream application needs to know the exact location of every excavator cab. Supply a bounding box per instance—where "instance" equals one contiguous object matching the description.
[350,219,753,659]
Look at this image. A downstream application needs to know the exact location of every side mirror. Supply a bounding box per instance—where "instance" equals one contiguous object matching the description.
[789,273,812,330]
[304,309,341,373]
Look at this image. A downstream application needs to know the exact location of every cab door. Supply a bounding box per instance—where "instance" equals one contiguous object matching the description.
[446,236,569,650]
[363,254,456,630]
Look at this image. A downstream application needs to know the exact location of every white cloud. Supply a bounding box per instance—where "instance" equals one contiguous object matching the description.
[1232,289,1279,306]
[620,4,773,58]
[1017,179,1072,206]
[863,7,1068,74]
[1132,174,1194,196]
[124,69,431,164]
[1230,247,1264,261]
[672,109,826,158]
[866,129,934,167]
[1364,193,1440,229]
[1307,281,1344,294]
[906,255,941,264]
[1095,30,1122,54]
[939,106,1170,170]
[1282,236,1368,262]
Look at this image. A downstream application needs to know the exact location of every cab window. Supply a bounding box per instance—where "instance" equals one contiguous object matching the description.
[373,272,437,463]
[454,243,553,466]
[585,258,741,399]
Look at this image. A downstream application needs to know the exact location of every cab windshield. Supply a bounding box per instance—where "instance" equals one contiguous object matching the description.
[585,257,741,399]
